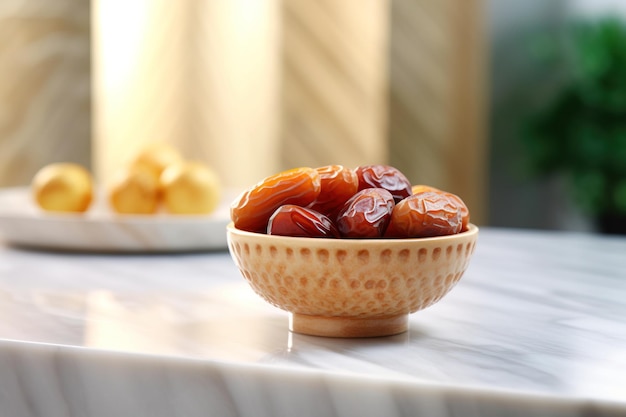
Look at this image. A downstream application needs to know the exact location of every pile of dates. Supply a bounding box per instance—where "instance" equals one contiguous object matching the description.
[230,165,469,239]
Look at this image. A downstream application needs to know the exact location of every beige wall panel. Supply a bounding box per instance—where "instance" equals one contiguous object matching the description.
[0,0,91,186]
[93,0,189,183]
[281,0,388,170]
[190,0,281,188]
[389,0,488,224]
[93,0,281,188]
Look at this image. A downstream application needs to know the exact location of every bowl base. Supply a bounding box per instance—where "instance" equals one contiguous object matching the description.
[289,313,408,338]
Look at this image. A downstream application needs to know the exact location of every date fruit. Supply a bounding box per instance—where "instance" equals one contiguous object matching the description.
[308,165,359,219]
[385,191,463,238]
[267,205,340,238]
[445,192,469,232]
[355,164,412,203]
[336,188,395,238]
[411,185,470,231]
[231,167,321,233]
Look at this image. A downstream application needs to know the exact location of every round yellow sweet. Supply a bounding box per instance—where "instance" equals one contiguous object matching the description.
[130,142,183,180]
[32,163,93,213]
[108,167,159,214]
[160,161,221,215]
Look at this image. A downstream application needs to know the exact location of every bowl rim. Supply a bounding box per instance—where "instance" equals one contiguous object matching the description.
[226,222,478,245]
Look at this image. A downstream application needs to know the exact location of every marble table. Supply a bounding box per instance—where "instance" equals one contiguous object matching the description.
[0,227,625,416]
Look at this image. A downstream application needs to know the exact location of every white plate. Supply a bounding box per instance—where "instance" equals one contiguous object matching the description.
[0,187,237,252]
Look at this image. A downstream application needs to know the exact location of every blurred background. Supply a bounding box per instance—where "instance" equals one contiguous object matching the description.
[1,0,626,233]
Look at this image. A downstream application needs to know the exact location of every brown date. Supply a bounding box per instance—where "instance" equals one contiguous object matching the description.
[385,191,463,238]
[445,192,469,232]
[411,185,470,231]
[355,164,412,203]
[308,165,359,219]
[336,188,395,238]
[267,205,339,238]
[231,167,321,233]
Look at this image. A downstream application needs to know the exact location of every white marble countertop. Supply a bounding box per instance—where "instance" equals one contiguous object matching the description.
[0,227,625,416]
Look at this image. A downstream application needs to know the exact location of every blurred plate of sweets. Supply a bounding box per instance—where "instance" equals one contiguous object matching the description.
[0,144,236,252]
[0,186,235,253]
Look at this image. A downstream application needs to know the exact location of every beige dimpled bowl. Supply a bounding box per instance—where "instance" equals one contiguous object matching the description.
[227,223,478,338]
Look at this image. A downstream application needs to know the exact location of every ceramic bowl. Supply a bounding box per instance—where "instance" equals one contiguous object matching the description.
[227,223,478,338]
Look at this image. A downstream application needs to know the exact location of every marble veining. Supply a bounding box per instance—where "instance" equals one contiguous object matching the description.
[0,227,625,416]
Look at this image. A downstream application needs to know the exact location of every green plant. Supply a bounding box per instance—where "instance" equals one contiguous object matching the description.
[523,17,626,220]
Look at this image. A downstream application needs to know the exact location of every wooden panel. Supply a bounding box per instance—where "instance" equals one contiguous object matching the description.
[93,0,281,188]
[0,1,91,186]
[93,0,188,183]
[281,0,389,170]
[388,0,488,224]
[189,0,281,188]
